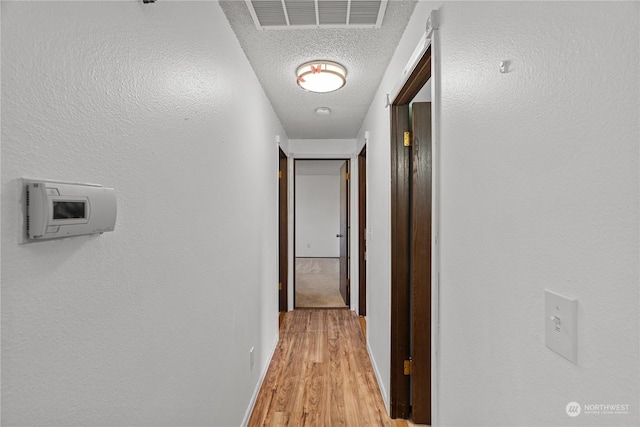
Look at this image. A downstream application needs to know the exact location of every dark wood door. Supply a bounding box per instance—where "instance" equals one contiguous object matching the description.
[390,104,412,419]
[278,149,288,313]
[411,102,432,424]
[358,147,367,316]
[389,44,432,423]
[339,161,350,305]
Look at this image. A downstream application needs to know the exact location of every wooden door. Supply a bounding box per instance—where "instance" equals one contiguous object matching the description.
[358,147,367,316]
[338,161,350,305]
[411,102,432,424]
[390,104,412,419]
[389,44,432,423]
[278,149,288,313]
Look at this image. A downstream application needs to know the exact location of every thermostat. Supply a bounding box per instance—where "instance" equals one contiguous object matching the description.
[24,179,117,241]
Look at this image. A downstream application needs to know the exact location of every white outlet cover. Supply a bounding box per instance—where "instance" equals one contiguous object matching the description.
[545,290,577,364]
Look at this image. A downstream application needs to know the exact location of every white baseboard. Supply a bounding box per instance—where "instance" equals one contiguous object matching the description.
[241,334,279,427]
[367,340,390,414]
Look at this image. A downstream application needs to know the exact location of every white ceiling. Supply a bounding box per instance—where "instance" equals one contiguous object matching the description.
[219,0,417,140]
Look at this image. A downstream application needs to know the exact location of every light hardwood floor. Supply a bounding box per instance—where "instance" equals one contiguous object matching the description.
[249,309,395,426]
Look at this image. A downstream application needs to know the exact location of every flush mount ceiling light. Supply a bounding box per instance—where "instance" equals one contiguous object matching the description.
[315,107,331,115]
[296,61,346,93]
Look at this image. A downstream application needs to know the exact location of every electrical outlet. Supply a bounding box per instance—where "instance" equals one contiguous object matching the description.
[250,347,255,370]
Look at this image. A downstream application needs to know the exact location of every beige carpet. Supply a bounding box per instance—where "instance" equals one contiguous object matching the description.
[295,258,346,308]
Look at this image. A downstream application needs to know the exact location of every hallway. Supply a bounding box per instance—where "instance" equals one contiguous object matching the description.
[2,2,638,426]
[248,310,394,426]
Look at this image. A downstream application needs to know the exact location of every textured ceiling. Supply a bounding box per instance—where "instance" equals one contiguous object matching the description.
[219,0,417,139]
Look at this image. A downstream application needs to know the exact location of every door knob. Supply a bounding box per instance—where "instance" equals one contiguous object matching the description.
[336,234,343,238]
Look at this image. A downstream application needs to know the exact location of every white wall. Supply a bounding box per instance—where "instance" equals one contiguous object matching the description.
[1,2,285,426]
[295,174,341,258]
[359,2,639,426]
[289,138,356,157]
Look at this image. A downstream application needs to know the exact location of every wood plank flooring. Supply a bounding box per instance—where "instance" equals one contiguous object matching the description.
[248,309,395,426]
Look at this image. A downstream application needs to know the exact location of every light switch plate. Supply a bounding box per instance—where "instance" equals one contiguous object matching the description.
[545,290,577,364]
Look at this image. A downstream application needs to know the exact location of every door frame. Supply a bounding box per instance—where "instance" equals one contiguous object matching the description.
[339,160,350,306]
[292,158,351,309]
[358,146,367,316]
[389,43,435,420]
[278,148,288,314]
[390,104,412,418]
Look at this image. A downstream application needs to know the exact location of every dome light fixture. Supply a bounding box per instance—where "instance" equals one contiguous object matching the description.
[296,61,347,93]
[315,107,331,115]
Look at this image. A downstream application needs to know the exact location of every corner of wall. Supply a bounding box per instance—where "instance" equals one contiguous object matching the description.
[241,335,280,427]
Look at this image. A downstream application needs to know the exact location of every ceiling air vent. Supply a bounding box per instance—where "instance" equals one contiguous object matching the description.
[246,0,388,29]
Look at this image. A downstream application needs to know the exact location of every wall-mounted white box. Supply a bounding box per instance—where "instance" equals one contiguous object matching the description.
[545,290,577,364]
[22,178,116,243]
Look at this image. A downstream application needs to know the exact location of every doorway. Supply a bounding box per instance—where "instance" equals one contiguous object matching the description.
[390,45,433,424]
[278,148,288,316]
[294,159,350,309]
[358,146,367,316]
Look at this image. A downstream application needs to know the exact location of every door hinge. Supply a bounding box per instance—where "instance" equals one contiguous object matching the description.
[403,358,413,376]
[403,131,412,147]
[278,170,283,179]
[278,282,282,290]
[345,172,350,180]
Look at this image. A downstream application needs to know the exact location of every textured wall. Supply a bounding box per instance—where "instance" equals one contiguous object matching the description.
[295,175,341,258]
[289,138,356,157]
[359,1,639,425]
[436,3,639,426]
[1,2,285,425]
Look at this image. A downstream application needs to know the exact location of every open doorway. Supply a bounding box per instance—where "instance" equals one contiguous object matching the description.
[278,148,288,320]
[294,159,350,309]
[358,145,367,316]
[390,44,433,424]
